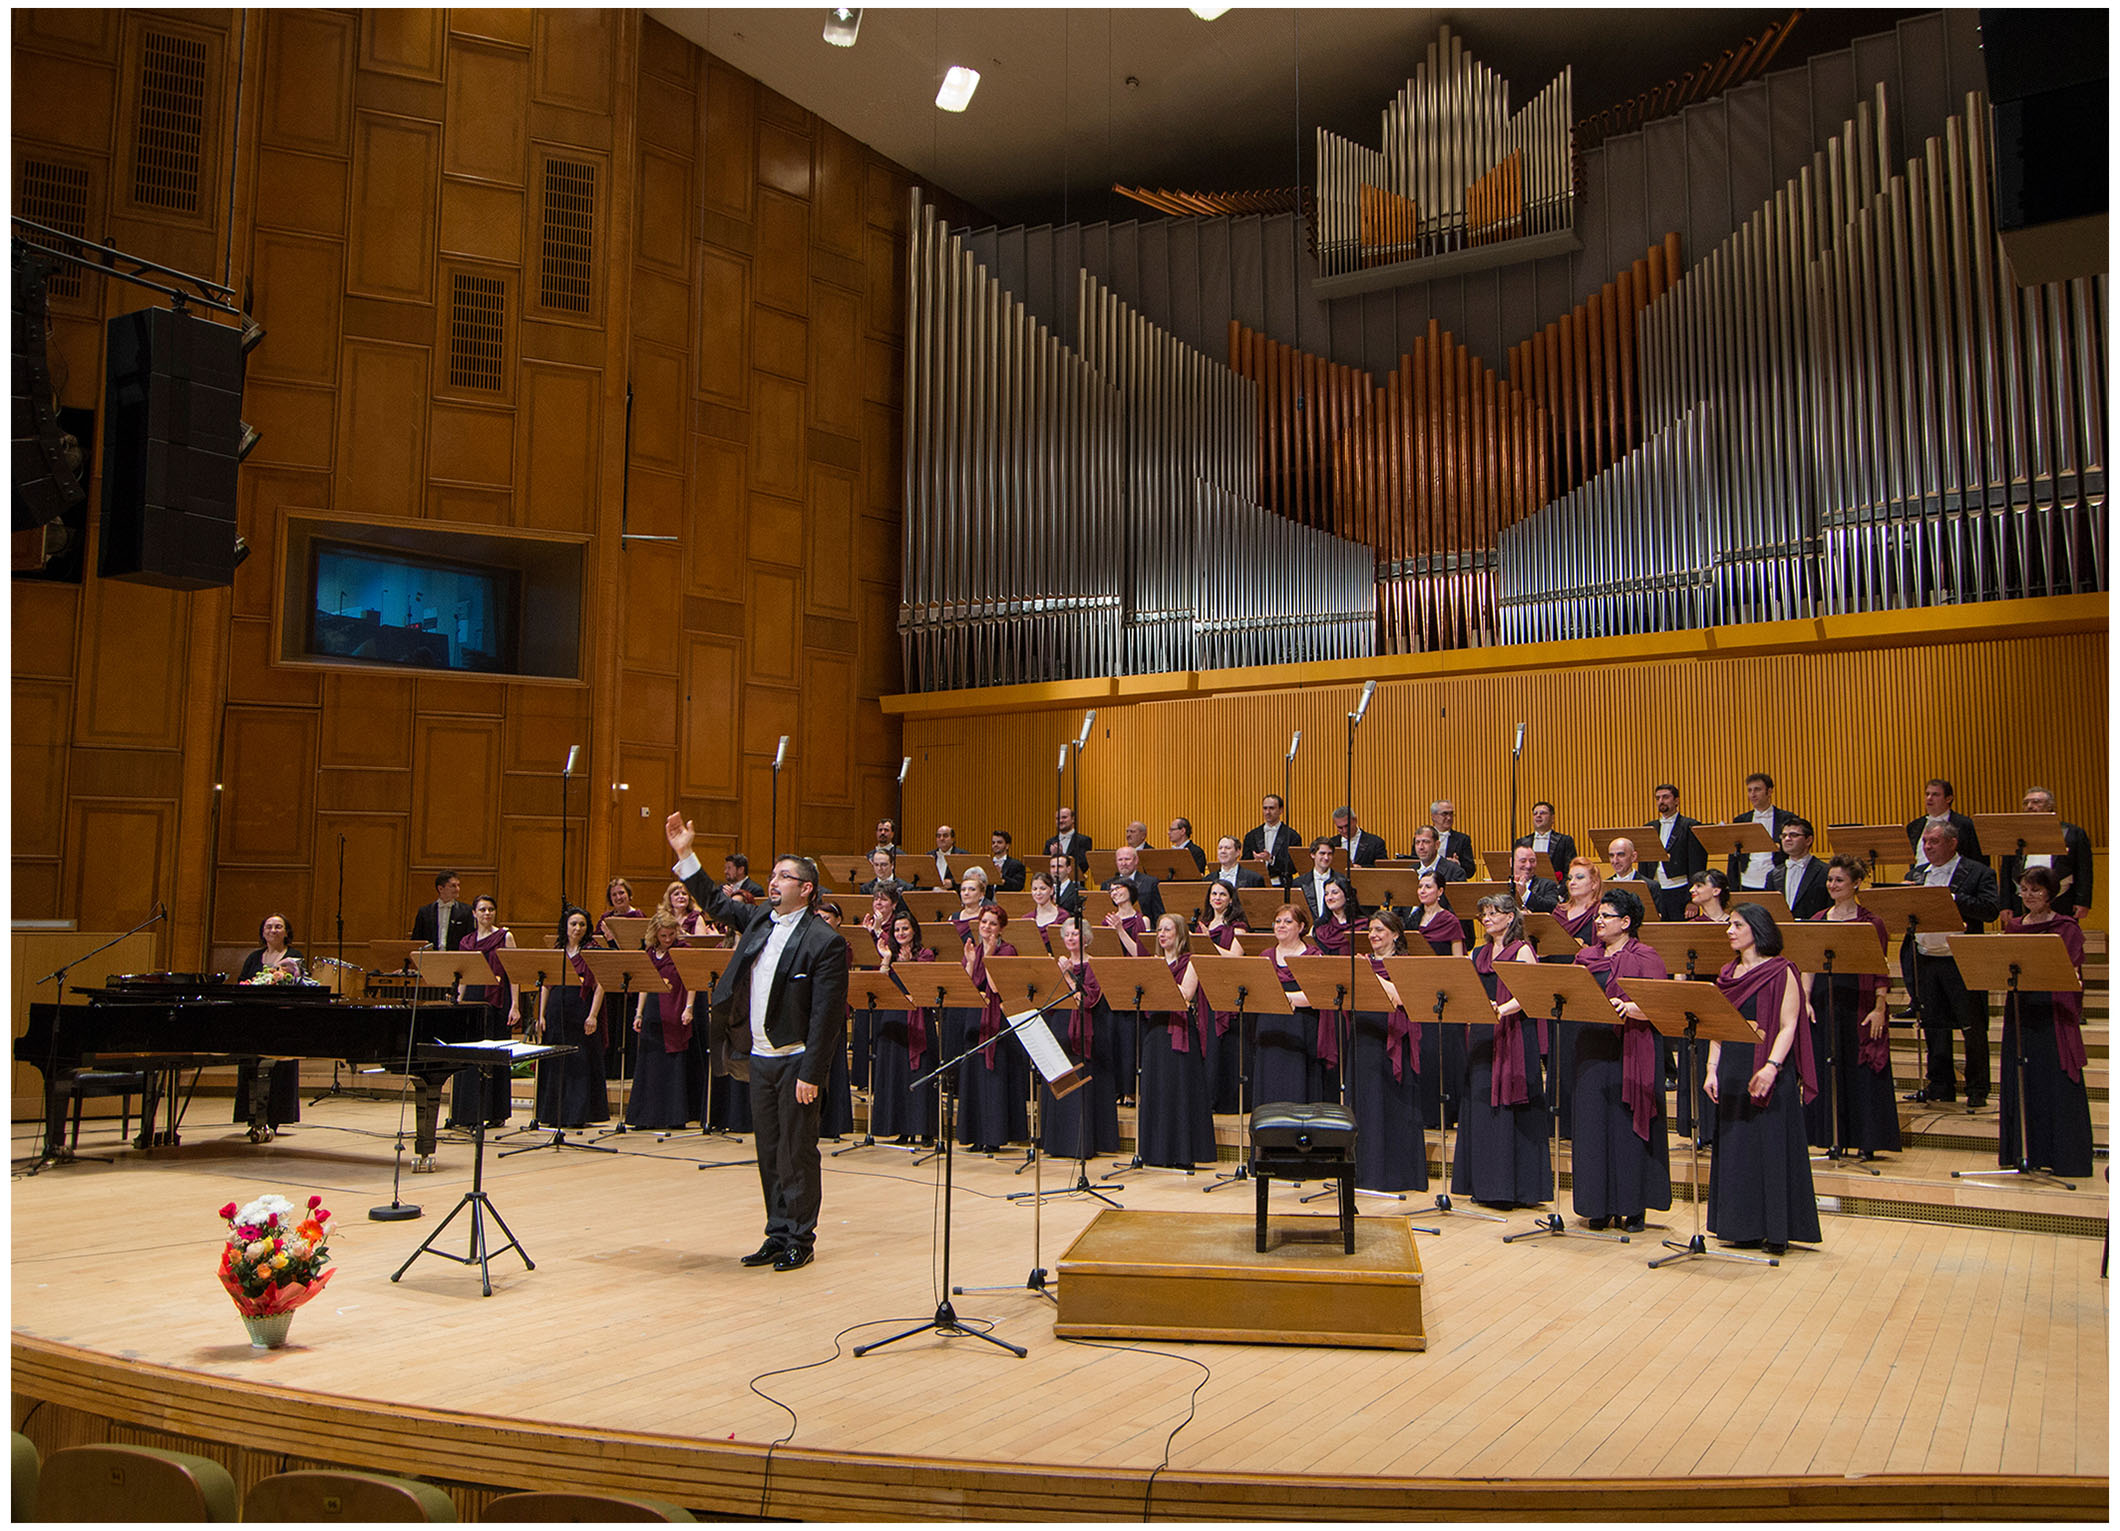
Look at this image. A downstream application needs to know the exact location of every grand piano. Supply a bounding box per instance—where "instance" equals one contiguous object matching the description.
[18,973,487,1164]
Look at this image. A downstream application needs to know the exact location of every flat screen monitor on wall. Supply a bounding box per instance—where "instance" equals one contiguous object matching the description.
[305,540,520,674]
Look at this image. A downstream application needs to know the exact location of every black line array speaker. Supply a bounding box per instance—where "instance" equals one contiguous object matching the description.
[98,305,243,589]
[1980,8,2108,287]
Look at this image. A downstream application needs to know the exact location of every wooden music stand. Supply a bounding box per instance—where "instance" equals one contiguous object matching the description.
[1519,912,1583,960]
[1970,812,2069,863]
[1447,880,1512,921]
[1382,954,1507,1222]
[1134,851,1196,883]
[980,952,1106,1225]
[1186,930,1248,957]
[601,917,650,951]
[820,853,877,890]
[832,968,927,1160]
[1483,849,1555,880]
[1860,883,1965,1027]
[898,890,964,924]
[580,950,671,1142]
[1189,956,1296,1195]
[944,853,991,886]
[372,939,425,974]
[1160,880,1214,920]
[1237,887,1298,930]
[1691,821,1775,879]
[1484,961,1629,1244]
[1351,868,1429,913]
[1623,978,1773,1270]
[1634,923,1731,982]
[1085,956,1193,1182]
[1774,920,1889,1175]
[1587,829,1667,866]
[1946,934,2084,1190]
[992,892,1038,921]
[1083,850,1120,884]
[666,947,745,1144]
[1826,822,1917,872]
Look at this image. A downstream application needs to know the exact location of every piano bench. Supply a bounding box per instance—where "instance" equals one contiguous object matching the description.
[61,1069,149,1151]
[1250,1101,1358,1255]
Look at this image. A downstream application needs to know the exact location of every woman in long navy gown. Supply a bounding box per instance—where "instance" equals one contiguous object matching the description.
[450,895,518,1129]
[1707,903,1822,1255]
[1997,866,2095,1176]
[1349,910,1427,1192]
[1569,888,1671,1232]
[1410,870,1465,1129]
[1136,916,1219,1168]
[1049,917,1123,1159]
[1803,856,1901,1160]
[534,906,604,1127]
[1257,902,1326,1106]
[869,911,940,1143]
[1452,894,1552,1209]
[626,911,700,1129]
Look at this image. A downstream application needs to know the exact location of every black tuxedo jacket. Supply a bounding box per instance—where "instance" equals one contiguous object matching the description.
[412,900,477,953]
[1897,857,2004,966]
[1299,872,1347,919]
[684,868,850,1088]
[1650,814,1709,885]
[987,856,1026,893]
[1768,857,1831,921]
[1728,805,1799,883]
[1514,832,1578,875]
[1173,841,1209,874]
[1208,865,1267,890]
[1440,829,1478,881]
[1409,859,1461,885]
[1044,832,1092,872]
[1905,810,1984,865]
[1053,880,1087,916]
[1331,830,1386,868]
[1242,822,1302,883]
[2001,820,2094,916]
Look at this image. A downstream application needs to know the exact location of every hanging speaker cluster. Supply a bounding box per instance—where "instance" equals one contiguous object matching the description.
[97,304,257,589]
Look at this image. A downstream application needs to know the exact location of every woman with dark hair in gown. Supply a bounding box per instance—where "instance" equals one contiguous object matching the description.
[869,910,939,1144]
[1804,855,1900,1161]
[1453,894,1552,1209]
[1027,870,1069,951]
[1677,868,1734,1143]
[1569,887,1671,1233]
[534,906,606,1127]
[1048,916,1124,1161]
[1543,858,1601,1139]
[1193,878,1249,1112]
[1707,903,1822,1256]
[1101,875,1151,1100]
[595,877,643,1081]
[1349,910,1427,1192]
[1411,870,1465,1129]
[626,911,701,1129]
[450,895,518,1129]
[1136,915,1220,1168]
[1997,866,2095,1176]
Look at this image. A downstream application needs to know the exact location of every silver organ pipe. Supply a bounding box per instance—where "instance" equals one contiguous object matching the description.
[901,192,1373,691]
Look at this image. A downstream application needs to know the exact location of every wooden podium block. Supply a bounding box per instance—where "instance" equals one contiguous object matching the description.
[1054,1209,1424,1351]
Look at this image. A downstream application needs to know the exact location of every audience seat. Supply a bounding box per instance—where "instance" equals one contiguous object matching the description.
[37,1442,238,1522]
[247,1468,458,1521]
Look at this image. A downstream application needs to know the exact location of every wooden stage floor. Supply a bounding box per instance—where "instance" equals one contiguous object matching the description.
[9,1100,2109,1520]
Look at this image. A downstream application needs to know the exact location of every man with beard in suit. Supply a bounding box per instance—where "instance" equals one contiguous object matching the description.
[1648,783,1708,923]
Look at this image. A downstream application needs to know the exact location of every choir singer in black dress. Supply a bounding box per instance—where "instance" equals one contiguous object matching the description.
[1707,904,1821,1256]
[1569,889,1671,1233]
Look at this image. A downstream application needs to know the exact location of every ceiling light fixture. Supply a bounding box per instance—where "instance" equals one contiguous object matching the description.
[1189,6,1232,20]
[822,8,861,48]
[936,64,980,112]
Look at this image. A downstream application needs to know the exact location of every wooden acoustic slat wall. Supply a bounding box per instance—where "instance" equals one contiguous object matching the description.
[897,604,2107,926]
[1507,235,1682,498]
[10,11,935,995]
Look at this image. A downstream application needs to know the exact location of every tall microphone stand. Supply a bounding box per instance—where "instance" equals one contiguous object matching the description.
[21,903,168,1174]
[770,736,788,864]
[558,745,578,930]
[1508,722,1527,850]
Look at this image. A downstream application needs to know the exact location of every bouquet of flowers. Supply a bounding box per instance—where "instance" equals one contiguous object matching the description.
[241,963,303,986]
[217,1193,336,1317]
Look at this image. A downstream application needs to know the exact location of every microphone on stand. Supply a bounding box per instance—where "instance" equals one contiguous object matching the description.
[1286,730,1301,762]
[1351,679,1376,726]
[1514,722,1527,757]
[773,735,789,771]
[563,744,580,777]
[1075,710,1096,751]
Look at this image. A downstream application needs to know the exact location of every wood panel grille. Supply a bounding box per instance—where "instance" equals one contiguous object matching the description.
[18,161,90,299]
[538,156,596,314]
[132,29,208,213]
[448,273,506,391]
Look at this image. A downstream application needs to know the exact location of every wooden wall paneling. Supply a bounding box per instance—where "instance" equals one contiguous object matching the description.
[612,748,676,883]
[756,120,811,201]
[72,578,186,748]
[862,401,901,515]
[525,141,608,327]
[530,10,614,114]
[15,8,119,57]
[622,466,683,549]
[410,716,503,868]
[438,176,523,264]
[64,799,173,930]
[13,862,62,923]
[503,682,592,775]
[741,685,799,770]
[686,437,748,598]
[806,468,857,619]
[13,51,117,161]
[621,543,683,672]
[262,9,353,157]
[635,147,692,274]
[13,929,156,1113]
[630,264,690,351]
[497,817,564,927]
[428,402,516,487]
[248,231,346,386]
[213,867,314,950]
[312,813,409,951]
[695,245,751,405]
[701,60,756,220]
[740,758,779,867]
[317,768,411,816]
[620,670,679,751]
[336,340,431,515]
[360,11,445,81]
[745,568,800,683]
[805,279,862,439]
[11,583,81,682]
[219,707,318,866]
[226,614,313,706]
[812,122,865,260]
[443,39,529,183]
[858,582,901,698]
[752,304,808,381]
[348,112,440,303]
[862,335,902,413]
[426,483,511,525]
[800,653,856,807]
[748,376,806,501]
[515,361,603,531]
[628,342,688,474]
[242,381,338,474]
[12,682,72,860]
[319,672,414,768]
[752,190,811,314]
[255,148,350,239]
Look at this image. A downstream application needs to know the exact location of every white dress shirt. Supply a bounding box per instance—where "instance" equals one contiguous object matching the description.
[1655,815,1685,889]
[749,909,807,1056]
[1741,808,1776,888]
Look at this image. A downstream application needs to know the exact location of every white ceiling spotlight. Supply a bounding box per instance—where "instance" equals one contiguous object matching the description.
[936,64,981,112]
[1189,6,1232,20]
[822,7,861,48]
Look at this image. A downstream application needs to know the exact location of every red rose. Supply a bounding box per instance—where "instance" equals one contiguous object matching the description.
[308,1194,322,1209]
[218,1202,238,1220]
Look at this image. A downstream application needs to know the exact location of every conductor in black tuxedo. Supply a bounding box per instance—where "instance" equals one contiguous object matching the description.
[1765,818,1830,921]
[668,813,849,1271]
[411,870,477,953]
[1329,807,1386,868]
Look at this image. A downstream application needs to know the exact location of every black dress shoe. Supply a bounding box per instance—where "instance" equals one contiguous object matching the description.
[1763,1241,1787,1257]
[1965,1098,1986,1111]
[1623,1214,1646,1233]
[772,1245,814,1272]
[1903,1089,1931,1103]
[1585,1216,1611,1230]
[1894,1005,1919,1020]
[740,1241,785,1267]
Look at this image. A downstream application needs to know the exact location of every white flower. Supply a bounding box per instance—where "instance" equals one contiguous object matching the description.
[246,1240,271,1260]
[234,1194,294,1230]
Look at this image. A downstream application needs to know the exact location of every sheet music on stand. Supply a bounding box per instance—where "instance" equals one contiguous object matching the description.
[1004,1006,1088,1097]
[432,1037,557,1060]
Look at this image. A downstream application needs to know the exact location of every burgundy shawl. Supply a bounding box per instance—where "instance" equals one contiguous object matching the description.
[1810,905,1894,1074]
[1574,937,1668,1140]
[1473,939,1534,1106]
[1715,956,1817,1103]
